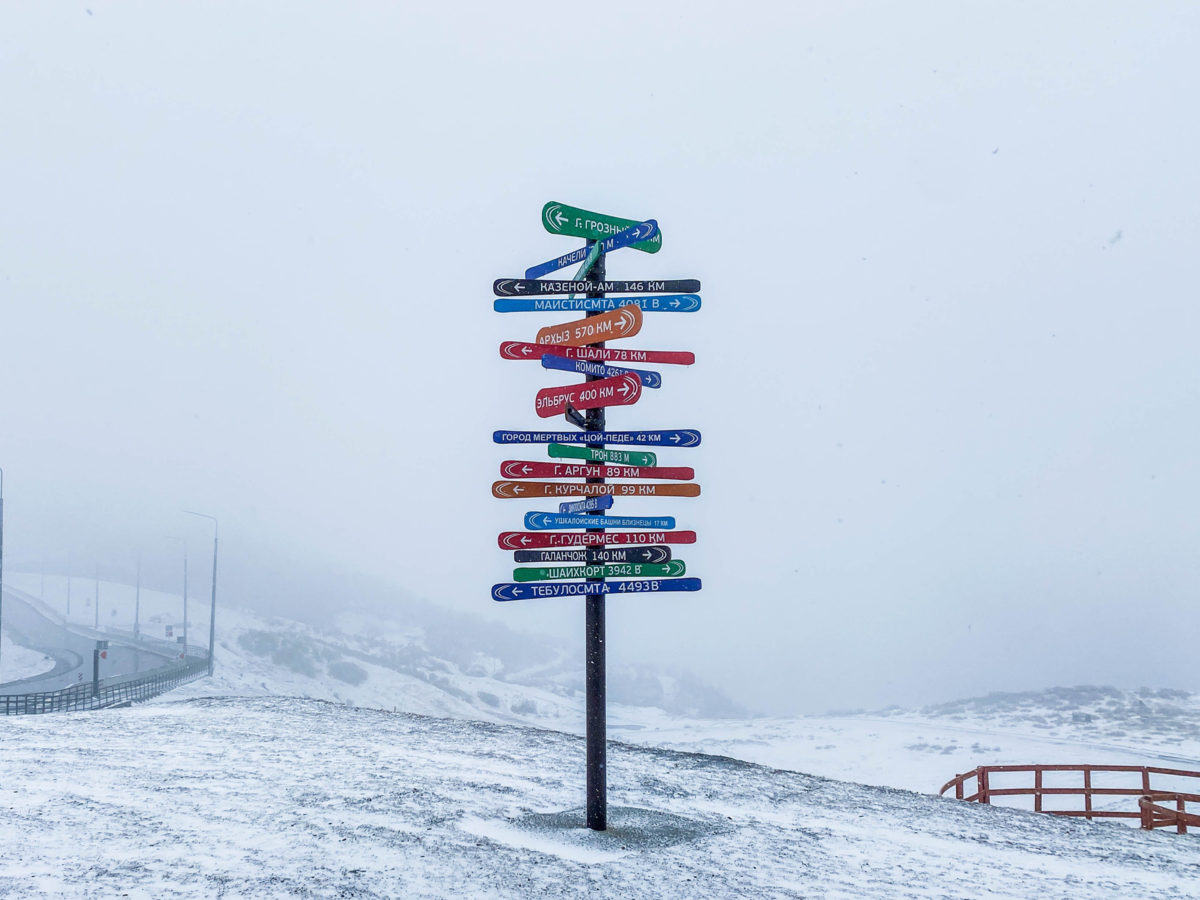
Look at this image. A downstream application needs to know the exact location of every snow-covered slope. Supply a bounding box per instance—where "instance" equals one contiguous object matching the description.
[1,696,1196,899]
[11,571,1197,808]
[0,632,55,683]
[612,688,1200,800]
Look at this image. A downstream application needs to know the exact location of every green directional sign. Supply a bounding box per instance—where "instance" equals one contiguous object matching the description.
[548,443,658,467]
[513,560,686,583]
[542,201,663,254]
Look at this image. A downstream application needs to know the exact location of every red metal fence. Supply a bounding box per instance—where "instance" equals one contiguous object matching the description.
[940,765,1200,834]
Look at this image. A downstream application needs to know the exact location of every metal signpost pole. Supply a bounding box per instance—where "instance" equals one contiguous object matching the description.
[0,468,5,674]
[584,247,607,831]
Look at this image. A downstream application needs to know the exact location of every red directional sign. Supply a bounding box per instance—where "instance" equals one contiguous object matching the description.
[500,342,695,366]
[535,372,641,418]
[499,530,698,549]
[536,305,642,347]
[500,461,695,481]
[493,481,701,498]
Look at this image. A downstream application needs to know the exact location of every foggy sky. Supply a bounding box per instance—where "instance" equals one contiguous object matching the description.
[1,2,1197,715]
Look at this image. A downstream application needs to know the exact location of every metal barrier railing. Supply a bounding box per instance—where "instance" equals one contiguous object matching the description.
[940,764,1200,833]
[1,658,210,715]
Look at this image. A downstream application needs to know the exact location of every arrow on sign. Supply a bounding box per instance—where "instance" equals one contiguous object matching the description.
[525,220,659,279]
[500,461,694,481]
[501,343,694,366]
[535,373,643,418]
[525,512,677,530]
[536,305,642,348]
[498,530,697,549]
[493,481,700,499]
[492,577,702,601]
[494,279,700,297]
[494,429,701,447]
[494,295,700,314]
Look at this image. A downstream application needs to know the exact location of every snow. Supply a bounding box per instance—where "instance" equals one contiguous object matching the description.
[0,631,55,683]
[1,696,1197,898]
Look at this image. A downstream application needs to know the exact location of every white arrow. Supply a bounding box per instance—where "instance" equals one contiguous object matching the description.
[521,536,530,545]
[522,465,531,474]
[522,346,533,355]
[671,435,681,443]
[514,485,524,494]
[670,299,680,308]
[555,211,567,226]
[515,283,526,292]
[618,382,632,397]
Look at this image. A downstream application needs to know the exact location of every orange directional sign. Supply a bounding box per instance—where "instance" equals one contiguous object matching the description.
[535,373,641,418]
[500,461,694,481]
[492,481,701,499]
[536,305,642,347]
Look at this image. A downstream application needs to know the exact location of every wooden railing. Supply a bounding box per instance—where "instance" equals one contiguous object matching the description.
[1140,793,1200,834]
[940,765,1200,832]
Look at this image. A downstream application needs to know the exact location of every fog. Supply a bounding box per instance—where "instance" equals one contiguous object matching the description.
[1,2,1197,715]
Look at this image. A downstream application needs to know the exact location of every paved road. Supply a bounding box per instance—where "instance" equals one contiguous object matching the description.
[0,591,180,694]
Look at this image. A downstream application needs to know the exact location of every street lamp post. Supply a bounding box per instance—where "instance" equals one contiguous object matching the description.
[166,537,187,656]
[134,557,141,639]
[184,511,218,676]
[0,468,5,673]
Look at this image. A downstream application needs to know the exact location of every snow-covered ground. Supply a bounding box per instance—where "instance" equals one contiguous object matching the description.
[1,696,1196,899]
[0,631,56,682]
[7,570,1199,824]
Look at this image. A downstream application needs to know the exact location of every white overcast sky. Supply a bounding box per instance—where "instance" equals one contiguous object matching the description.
[1,2,1197,714]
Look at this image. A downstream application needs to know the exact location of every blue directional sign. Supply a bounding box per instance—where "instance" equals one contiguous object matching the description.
[559,495,614,514]
[525,512,676,530]
[524,220,659,279]
[541,354,661,389]
[493,294,701,313]
[494,430,701,447]
[492,577,703,601]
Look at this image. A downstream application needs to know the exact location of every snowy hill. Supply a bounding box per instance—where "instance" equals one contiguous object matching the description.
[0,696,1196,898]
[8,571,1198,805]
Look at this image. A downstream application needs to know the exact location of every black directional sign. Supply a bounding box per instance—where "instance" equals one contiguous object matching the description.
[493,278,701,297]
[513,546,672,565]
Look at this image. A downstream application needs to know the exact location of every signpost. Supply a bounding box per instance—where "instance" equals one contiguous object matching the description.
[542,201,663,253]
[559,495,614,514]
[497,530,697,549]
[534,373,642,418]
[493,481,700,499]
[500,342,695,366]
[541,354,661,388]
[491,203,702,833]
[525,220,658,279]
[514,546,671,564]
[494,428,700,446]
[494,278,700,296]
[492,578,702,602]
[495,295,700,313]
[536,305,642,347]
[514,560,685,582]
[523,512,677,530]
[549,444,657,466]
[500,461,694,480]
